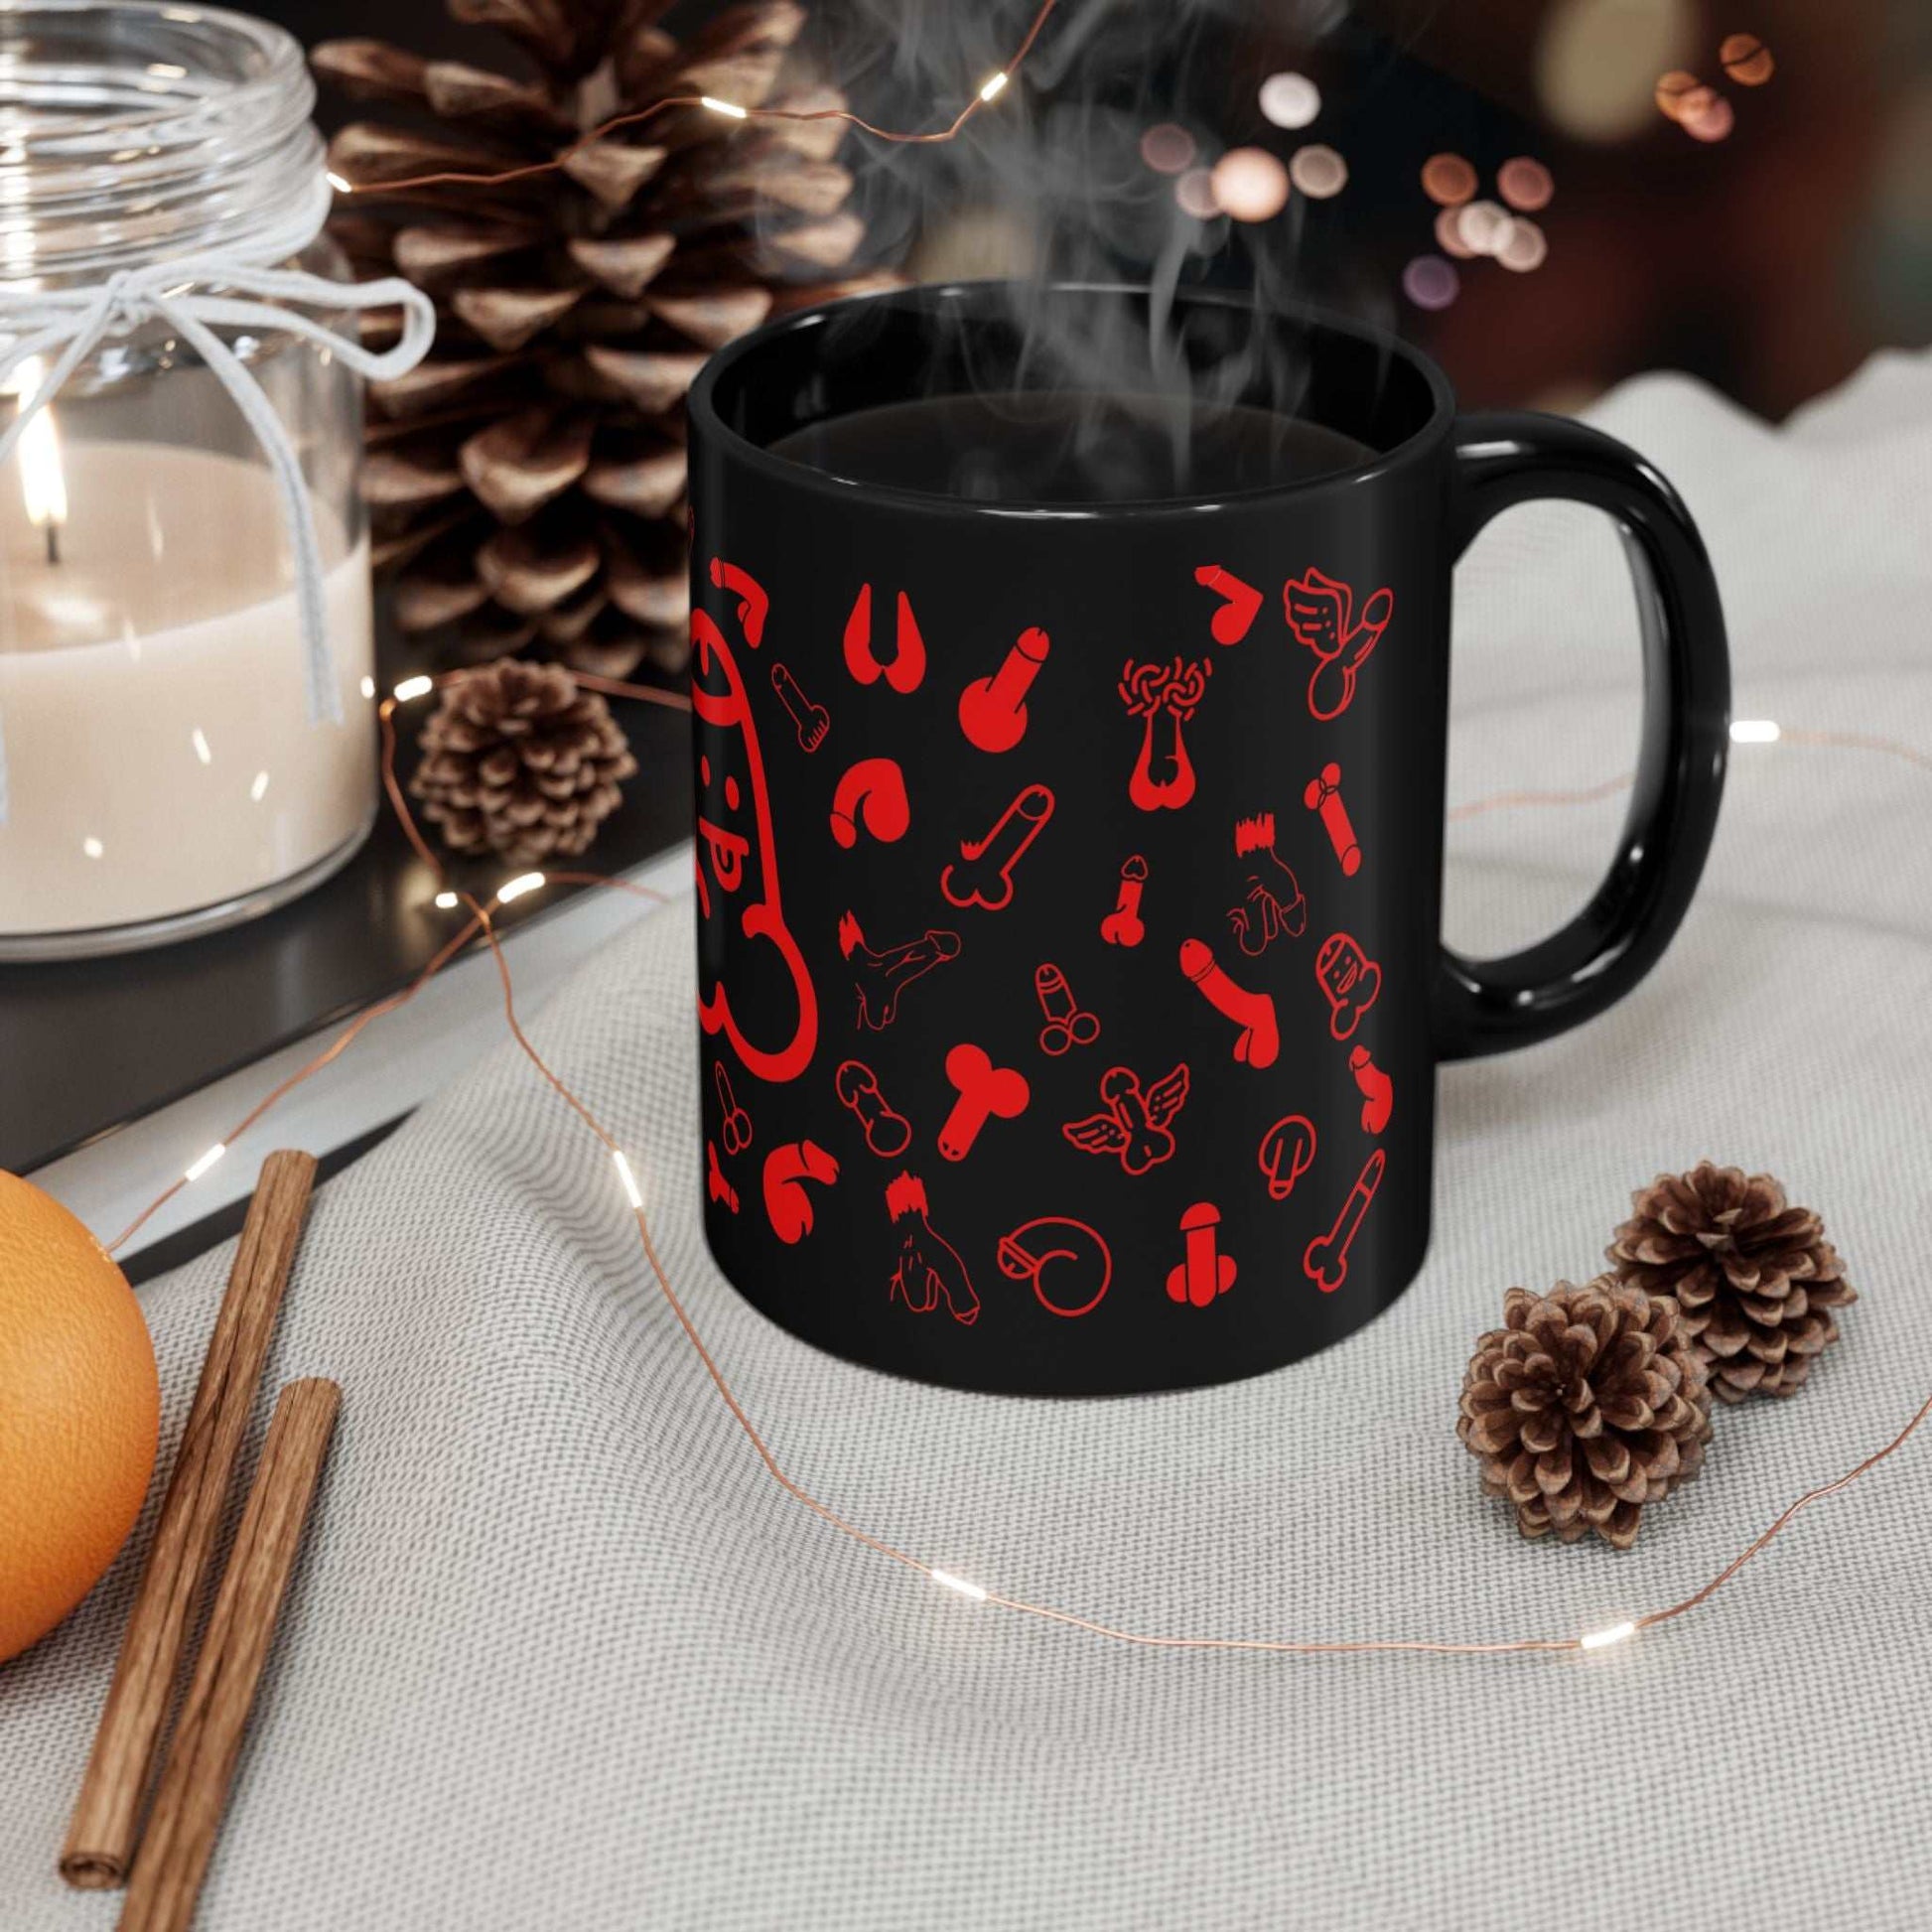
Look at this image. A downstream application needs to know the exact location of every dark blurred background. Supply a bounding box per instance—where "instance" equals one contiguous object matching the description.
[284,0,1931,422]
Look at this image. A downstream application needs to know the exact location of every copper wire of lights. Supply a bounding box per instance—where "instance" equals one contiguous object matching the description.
[327,0,1062,200]
[100,679,1932,1660]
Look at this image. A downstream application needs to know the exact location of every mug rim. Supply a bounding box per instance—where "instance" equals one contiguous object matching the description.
[687,279,1458,520]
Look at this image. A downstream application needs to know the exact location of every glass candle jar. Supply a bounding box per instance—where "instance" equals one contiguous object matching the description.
[0,2,389,958]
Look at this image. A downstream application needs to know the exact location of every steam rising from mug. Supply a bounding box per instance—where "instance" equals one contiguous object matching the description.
[791,0,1386,485]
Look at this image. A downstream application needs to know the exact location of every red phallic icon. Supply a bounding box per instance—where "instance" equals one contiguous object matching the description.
[1349,1045,1393,1135]
[1062,1063,1191,1175]
[692,609,817,1086]
[838,910,962,1032]
[958,624,1049,753]
[1258,1115,1317,1201]
[708,557,768,646]
[1035,962,1100,1055]
[1100,854,1149,948]
[1284,568,1394,722]
[1304,761,1361,877]
[939,1043,1031,1162]
[769,661,830,753]
[706,1141,741,1214]
[1227,813,1307,956]
[1314,931,1382,1041]
[843,583,927,694]
[712,1061,753,1156]
[1119,656,1212,812]
[835,1058,913,1158]
[939,782,1054,912]
[829,757,909,849]
[886,1172,979,1323]
[1167,1201,1237,1308]
[762,1140,839,1244]
[1178,937,1280,1069]
[997,1217,1113,1318]
[1194,564,1265,645]
[1304,1148,1385,1294]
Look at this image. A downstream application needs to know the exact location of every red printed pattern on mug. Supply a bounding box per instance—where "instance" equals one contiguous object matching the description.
[1305,762,1361,876]
[708,557,768,646]
[1194,565,1264,644]
[1035,962,1100,1055]
[1168,1202,1237,1308]
[839,910,960,1032]
[1258,1115,1317,1201]
[1284,568,1393,722]
[713,1061,754,1156]
[1305,1149,1385,1294]
[887,1173,978,1323]
[940,782,1053,911]
[692,607,818,1086]
[998,1217,1113,1318]
[1179,938,1280,1068]
[1100,854,1149,947]
[763,1140,839,1244]
[1227,813,1307,955]
[938,1043,1030,1161]
[1349,1046,1393,1135]
[830,757,909,849]
[706,1142,741,1214]
[1063,1063,1190,1175]
[1119,656,1211,811]
[1314,932,1382,1041]
[959,625,1049,753]
[835,1059,913,1158]
[769,661,829,753]
[843,583,927,694]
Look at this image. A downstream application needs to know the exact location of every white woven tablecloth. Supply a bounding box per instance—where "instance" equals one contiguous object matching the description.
[4,352,1931,1930]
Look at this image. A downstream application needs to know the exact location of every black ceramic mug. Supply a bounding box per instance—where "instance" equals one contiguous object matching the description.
[686,283,1728,1396]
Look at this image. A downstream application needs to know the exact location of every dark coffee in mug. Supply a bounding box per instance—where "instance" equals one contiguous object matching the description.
[687,285,1729,1397]
[770,391,1374,503]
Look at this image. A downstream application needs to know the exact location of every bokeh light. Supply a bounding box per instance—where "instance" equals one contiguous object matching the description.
[1681,90,1735,142]
[1140,122,1196,175]
[1455,199,1515,256]
[1497,218,1550,272]
[1174,168,1221,219]
[1654,69,1702,121]
[1259,71,1321,130]
[1402,256,1460,311]
[1720,32,1775,86]
[1289,144,1348,199]
[1421,153,1478,207]
[1211,146,1291,221]
[1497,157,1555,212]
[1537,0,1696,143]
[1434,206,1476,259]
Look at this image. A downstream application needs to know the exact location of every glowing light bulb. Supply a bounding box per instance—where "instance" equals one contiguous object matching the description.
[978,70,1009,103]
[701,95,749,119]
[393,674,434,703]
[326,171,352,195]
[434,890,459,909]
[1730,719,1781,744]
[930,1569,989,1601]
[1580,1620,1636,1651]
[614,1150,644,1209]
[496,871,546,904]
[250,769,270,802]
[81,836,104,859]
[184,1143,227,1183]
[359,675,376,700]
[192,727,212,765]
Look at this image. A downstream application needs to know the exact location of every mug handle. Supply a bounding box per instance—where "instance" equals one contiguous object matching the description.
[1434,411,1731,1060]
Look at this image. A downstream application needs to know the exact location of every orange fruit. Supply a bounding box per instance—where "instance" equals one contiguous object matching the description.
[0,1172,159,1664]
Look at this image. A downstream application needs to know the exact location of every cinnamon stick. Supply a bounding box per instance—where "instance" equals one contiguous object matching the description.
[118,1380,342,1932]
[62,1150,318,1889]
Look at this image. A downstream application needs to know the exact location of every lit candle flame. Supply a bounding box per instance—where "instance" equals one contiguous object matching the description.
[8,355,68,564]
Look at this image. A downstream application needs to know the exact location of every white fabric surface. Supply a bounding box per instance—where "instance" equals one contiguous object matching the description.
[5,354,1932,1931]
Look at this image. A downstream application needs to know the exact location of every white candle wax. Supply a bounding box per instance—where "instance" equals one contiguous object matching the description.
[0,442,375,942]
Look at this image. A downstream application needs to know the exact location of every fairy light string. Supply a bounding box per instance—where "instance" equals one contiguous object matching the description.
[93,673,1932,1663]
[331,0,1061,199]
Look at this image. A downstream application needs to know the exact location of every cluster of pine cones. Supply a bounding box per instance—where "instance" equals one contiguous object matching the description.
[316,0,892,682]
[1460,1163,1857,1549]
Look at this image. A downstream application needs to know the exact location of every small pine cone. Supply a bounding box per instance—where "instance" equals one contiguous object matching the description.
[1607,1163,1857,1403]
[1458,1279,1713,1550]
[410,661,636,866]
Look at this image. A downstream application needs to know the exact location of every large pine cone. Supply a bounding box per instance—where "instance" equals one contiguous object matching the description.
[410,660,637,864]
[1607,1162,1856,1403]
[1458,1280,1713,1550]
[314,1,894,678]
